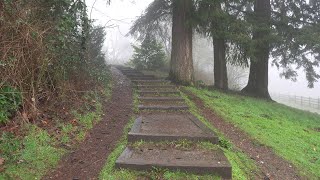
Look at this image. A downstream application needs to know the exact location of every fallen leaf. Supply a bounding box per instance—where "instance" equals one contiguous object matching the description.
[41,120,48,125]
[22,112,28,120]
[71,119,77,124]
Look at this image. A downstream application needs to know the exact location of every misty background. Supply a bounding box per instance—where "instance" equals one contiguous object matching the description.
[86,0,320,99]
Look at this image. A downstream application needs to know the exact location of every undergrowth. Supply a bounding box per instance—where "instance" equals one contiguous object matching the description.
[0,86,22,124]
[0,73,111,179]
[0,1,111,179]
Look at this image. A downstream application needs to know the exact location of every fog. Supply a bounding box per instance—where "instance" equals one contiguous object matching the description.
[87,0,320,98]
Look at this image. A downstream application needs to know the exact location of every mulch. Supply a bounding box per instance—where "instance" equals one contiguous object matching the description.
[43,67,133,180]
[182,89,303,180]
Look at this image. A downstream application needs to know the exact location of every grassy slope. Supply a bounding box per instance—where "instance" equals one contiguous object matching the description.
[180,92,259,179]
[185,87,320,178]
[0,81,111,179]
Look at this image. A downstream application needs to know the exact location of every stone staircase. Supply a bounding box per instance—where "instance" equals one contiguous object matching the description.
[114,67,232,179]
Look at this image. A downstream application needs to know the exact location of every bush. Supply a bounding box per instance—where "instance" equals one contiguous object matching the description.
[129,36,166,70]
[0,1,109,123]
[0,86,22,124]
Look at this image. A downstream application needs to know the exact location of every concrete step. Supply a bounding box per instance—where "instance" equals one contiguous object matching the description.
[138,90,180,95]
[122,71,141,74]
[127,75,155,78]
[118,68,134,70]
[116,146,231,179]
[141,101,186,107]
[135,85,176,89]
[138,97,185,102]
[128,113,218,143]
[138,88,178,92]
[116,67,132,70]
[121,69,139,71]
[124,72,144,76]
[138,105,189,111]
[122,72,141,75]
[132,80,171,84]
[129,77,157,80]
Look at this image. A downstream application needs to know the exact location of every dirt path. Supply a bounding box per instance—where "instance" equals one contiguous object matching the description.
[43,67,133,180]
[183,89,303,180]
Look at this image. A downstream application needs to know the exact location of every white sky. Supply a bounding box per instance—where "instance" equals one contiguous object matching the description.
[86,0,154,64]
[86,0,320,98]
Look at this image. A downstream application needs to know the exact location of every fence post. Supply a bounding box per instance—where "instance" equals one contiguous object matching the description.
[301,96,303,106]
[309,97,311,107]
[318,98,320,110]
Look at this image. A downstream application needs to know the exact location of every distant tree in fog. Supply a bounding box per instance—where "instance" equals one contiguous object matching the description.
[129,35,166,70]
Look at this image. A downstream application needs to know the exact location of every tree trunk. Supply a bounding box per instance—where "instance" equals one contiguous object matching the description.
[213,38,228,90]
[169,0,194,85]
[0,1,3,17]
[242,0,271,99]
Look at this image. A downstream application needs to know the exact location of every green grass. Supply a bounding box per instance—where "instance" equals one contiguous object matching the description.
[185,87,320,178]
[0,126,65,179]
[72,94,104,142]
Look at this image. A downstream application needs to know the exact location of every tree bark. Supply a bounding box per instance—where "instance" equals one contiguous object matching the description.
[242,0,271,99]
[213,38,228,90]
[169,0,194,85]
[211,2,228,90]
[0,1,3,17]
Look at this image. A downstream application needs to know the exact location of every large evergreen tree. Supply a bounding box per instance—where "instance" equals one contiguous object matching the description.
[242,0,272,99]
[169,0,194,84]
[196,0,230,90]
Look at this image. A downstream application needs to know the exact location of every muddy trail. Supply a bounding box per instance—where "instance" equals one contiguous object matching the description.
[44,67,133,180]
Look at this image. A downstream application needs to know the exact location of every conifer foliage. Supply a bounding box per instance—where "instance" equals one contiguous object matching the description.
[131,0,320,99]
[130,35,166,70]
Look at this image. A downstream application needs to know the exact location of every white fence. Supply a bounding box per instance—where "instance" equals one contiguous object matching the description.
[271,93,320,114]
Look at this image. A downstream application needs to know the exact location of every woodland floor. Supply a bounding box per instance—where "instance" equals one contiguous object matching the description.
[43,67,133,180]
